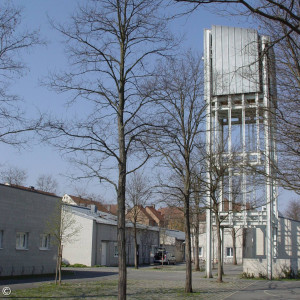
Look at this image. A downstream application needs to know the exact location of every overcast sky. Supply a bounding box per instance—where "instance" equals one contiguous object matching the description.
[1,0,293,211]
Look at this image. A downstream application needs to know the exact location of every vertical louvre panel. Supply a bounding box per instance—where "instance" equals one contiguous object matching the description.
[212,25,260,95]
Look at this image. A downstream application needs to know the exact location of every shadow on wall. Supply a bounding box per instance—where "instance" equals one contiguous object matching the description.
[243,217,300,278]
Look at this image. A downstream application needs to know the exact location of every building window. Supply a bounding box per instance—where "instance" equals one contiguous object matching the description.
[226,247,233,257]
[199,246,203,257]
[114,243,118,257]
[40,234,51,250]
[16,232,28,250]
[0,230,3,249]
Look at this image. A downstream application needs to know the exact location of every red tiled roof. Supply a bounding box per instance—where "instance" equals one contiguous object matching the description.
[126,205,158,225]
[103,204,118,215]
[159,206,184,217]
[145,206,164,222]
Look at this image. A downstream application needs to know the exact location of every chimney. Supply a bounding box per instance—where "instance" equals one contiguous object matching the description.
[91,204,97,213]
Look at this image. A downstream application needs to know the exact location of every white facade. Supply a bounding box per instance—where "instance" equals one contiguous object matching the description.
[160,229,185,262]
[62,205,159,266]
[192,224,243,265]
[62,213,94,266]
[243,217,300,278]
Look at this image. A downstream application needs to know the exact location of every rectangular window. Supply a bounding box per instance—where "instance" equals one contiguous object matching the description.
[199,246,203,257]
[226,247,233,257]
[40,234,51,250]
[0,230,3,249]
[16,232,28,250]
[114,243,118,257]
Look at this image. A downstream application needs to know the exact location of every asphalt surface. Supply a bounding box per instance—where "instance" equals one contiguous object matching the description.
[224,280,300,300]
[1,264,300,299]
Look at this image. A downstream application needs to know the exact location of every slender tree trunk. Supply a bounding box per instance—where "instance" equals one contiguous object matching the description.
[134,222,138,269]
[216,218,223,282]
[58,245,62,285]
[194,215,200,271]
[55,245,59,285]
[117,165,127,300]
[184,193,193,293]
[232,228,237,265]
[118,76,127,299]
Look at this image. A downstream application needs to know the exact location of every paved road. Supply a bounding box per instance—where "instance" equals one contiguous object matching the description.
[225,280,300,300]
[1,264,300,299]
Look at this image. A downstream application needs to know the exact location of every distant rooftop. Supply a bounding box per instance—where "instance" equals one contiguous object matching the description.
[0,183,60,198]
[68,204,160,231]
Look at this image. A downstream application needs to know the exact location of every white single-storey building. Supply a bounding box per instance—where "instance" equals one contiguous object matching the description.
[62,204,160,266]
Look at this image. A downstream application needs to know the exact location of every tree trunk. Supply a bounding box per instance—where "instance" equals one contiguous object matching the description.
[117,166,127,300]
[232,228,237,265]
[55,245,59,285]
[216,219,223,282]
[58,245,62,285]
[134,222,138,269]
[194,214,200,271]
[118,77,127,300]
[184,195,193,293]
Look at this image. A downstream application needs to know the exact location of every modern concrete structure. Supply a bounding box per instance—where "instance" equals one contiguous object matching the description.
[62,205,160,266]
[192,224,244,265]
[0,184,61,276]
[244,216,300,278]
[204,25,278,279]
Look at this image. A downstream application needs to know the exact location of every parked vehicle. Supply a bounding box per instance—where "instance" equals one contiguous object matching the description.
[154,248,176,265]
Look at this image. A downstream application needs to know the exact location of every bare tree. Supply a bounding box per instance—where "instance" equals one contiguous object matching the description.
[46,202,82,285]
[257,14,300,194]
[148,52,206,293]
[43,1,175,298]
[174,1,300,36]
[36,174,58,193]
[0,2,41,145]
[126,172,151,269]
[191,175,205,271]
[203,143,229,282]
[0,165,27,185]
[190,153,206,272]
[174,0,300,195]
[285,199,300,221]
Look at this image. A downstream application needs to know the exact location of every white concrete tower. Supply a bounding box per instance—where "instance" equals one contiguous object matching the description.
[204,26,278,279]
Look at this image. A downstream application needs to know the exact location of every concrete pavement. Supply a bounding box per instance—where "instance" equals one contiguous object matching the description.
[1,264,299,299]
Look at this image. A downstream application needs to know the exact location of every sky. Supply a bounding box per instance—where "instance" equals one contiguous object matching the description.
[1,0,296,211]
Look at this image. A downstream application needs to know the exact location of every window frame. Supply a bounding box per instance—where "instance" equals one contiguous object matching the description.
[39,234,51,250]
[198,246,203,257]
[226,247,233,257]
[0,230,3,249]
[114,242,118,257]
[16,232,29,250]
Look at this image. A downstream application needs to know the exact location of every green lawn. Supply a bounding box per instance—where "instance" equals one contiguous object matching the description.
[8,280,118,299]
[5,279,222,300]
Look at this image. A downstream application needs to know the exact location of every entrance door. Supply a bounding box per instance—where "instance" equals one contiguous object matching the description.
[101,242,107,266]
